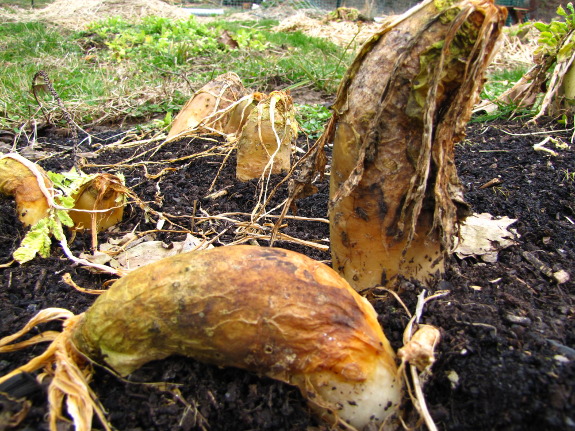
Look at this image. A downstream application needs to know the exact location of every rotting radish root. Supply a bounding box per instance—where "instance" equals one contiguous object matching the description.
[0,245,403,431]
[0,153,54,227]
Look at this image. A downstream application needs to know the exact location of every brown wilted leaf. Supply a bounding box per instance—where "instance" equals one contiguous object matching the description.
[218,30,239,49]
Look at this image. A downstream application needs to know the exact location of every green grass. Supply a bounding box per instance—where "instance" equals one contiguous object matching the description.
[481,67,528,101]
[0,22,86,128]
[295,103,331,138]
[471,66,534,122]
[0,11,533,133]
[0,15,352,130]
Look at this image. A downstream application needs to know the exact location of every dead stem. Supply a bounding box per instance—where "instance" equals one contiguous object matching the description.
[62,273,108,295]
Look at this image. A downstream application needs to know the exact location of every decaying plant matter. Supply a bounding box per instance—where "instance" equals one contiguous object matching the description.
[0,246,403,431]
[223,91,265,134]
[477,3,575,120]
[323,0,507,290]
[236,91,298,181]
[70,173,126,233]
[166,72,249,140]
[0,153,128,266]
[0,153,53,227]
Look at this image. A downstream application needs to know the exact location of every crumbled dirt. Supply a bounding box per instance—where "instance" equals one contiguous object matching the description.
[0,114,573,431]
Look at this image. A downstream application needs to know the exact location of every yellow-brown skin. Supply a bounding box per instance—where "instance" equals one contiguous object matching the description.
[167,72,247,139]
[223,92,265,135]
[0,156,52,226]
[70,174,125,232]
[236,91,298,181]
[327,0,507,290]
[72,245,400,427]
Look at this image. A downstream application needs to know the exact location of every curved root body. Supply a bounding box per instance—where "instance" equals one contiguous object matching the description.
[167,72,248,140]
[1,247,403,429]
[71,245,402,429]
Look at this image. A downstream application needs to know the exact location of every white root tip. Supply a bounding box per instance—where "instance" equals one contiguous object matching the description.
[311,356,403,429]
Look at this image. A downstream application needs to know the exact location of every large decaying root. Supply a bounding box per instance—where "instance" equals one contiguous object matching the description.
[235,91,298,182]
[0,153,54,227]
[321,0,507,290]
[0,246,406,431]
[166,72,249,141]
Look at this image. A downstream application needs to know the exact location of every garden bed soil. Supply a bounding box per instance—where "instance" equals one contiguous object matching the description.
[0,117,574,431]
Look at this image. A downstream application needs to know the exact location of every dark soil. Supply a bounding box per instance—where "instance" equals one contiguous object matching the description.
[0,117,573,431]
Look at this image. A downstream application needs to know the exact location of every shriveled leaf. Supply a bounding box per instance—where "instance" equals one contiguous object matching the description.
[454,213,519,262]
[111,234,213,270]
[13,219,52,263]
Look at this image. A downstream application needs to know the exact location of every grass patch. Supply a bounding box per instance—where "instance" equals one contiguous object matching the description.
[296,103,331,138]
[0,15,352,131]
[0,22,85,128]
[471,66,535,122]
[481,67,528,101]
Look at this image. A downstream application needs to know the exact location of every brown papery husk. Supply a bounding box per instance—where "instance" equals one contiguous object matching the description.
[326,0,507,290]
[235,91,298,181]
[70,173,126,232]
[166,72,248,140]
[0,154,53,227]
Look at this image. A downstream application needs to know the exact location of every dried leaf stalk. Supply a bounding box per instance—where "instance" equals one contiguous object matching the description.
[326,0,506,290]
[476,10,575,121]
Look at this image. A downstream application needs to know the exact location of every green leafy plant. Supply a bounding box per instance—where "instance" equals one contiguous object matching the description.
[533,3,575,57]
[4,162,77,264]
[481,67,528,100]
[83,16,268,69]
[477,3,575,120]
[296,103,331,138]
[0,157,126,264]
[13,208,73,264]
